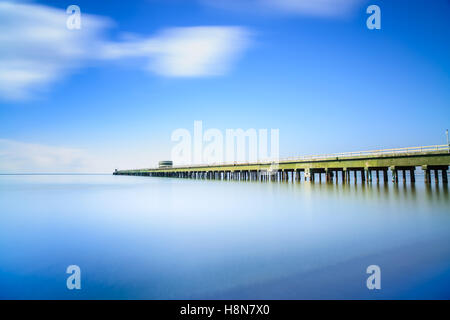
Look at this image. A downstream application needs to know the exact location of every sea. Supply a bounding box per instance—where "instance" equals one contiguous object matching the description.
[0,174,449,299]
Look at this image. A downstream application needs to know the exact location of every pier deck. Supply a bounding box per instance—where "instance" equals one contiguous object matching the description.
[114,145,450,184]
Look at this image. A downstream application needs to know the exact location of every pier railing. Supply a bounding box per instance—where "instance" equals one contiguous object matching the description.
[281,144,450,162]
[128,144,450,171]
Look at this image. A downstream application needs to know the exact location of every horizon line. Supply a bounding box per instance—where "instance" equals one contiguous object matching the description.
[0,173,111,175]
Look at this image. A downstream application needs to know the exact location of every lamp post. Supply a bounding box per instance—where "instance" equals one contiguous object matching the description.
[447,129,449,153]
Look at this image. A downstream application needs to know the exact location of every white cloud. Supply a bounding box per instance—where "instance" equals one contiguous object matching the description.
[101,27,250,77]
[0,138,172,173]
[201,0,365,17]
[0,1,110,100]
[0,1,250,100]
[0,139,94,173]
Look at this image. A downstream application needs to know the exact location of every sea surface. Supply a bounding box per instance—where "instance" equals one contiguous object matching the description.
[0,174,449,299]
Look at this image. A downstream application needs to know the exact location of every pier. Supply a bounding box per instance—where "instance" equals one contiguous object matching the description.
[114,145,450,184]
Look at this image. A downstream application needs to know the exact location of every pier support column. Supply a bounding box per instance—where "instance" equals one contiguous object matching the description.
[402,170,406,183]
[375,170,379,183]
[366,168,372,183]
[423,167,430,183]
[361,169,366,183]
[325,169,333,183]
[410,169,415,183]
[434,170,439,183]
[391,167,398,183]
[443,169,448,184]
[310,169,315,182]
[383,169,388,183]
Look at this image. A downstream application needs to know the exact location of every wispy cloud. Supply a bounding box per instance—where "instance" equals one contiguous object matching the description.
[101,27,250,77]
[0,1,110,100]
[201,0,365,18]
[0,138,172,173]
[0,139,93,173]
[0,1,251,100]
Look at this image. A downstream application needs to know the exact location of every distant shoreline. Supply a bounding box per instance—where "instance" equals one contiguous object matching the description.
[0,173,110,175]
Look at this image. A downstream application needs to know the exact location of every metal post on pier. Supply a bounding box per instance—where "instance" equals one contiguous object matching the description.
[446,129,449,153]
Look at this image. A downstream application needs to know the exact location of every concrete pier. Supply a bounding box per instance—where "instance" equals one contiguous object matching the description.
[115,145,450,185]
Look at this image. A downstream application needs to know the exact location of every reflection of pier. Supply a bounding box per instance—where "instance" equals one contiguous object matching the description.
[114,145,450,184]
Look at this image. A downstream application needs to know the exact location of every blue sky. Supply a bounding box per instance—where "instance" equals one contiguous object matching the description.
[0,0,449,172]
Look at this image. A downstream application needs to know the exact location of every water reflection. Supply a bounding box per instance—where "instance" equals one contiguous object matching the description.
[265,175,449,205]
[0,174,449,299]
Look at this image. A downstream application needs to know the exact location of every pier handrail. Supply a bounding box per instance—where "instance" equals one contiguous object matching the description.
[124,144,450,171]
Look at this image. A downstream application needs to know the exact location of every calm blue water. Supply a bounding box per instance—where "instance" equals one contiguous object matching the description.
[0,174,449,299]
